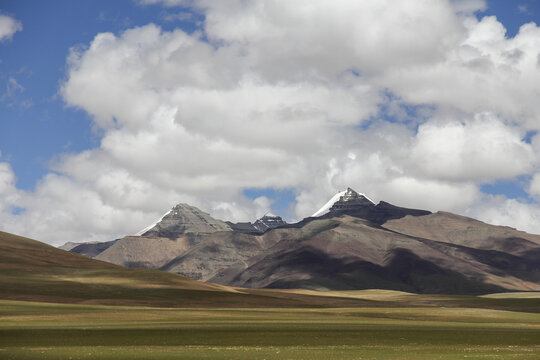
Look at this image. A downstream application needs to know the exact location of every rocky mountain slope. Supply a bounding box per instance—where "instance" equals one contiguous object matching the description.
[138,203,233,237]
[65,188,540,294]
[73,205,289,279]
[228,213,288,234]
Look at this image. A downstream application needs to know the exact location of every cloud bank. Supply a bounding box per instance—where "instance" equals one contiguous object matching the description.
[3,0,540,245]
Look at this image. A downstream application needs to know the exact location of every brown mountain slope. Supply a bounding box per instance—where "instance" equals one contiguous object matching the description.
[0,230,235,304]
[0,231,376,308]
[92,230,281,282]
[160,230,281,281]
[383,211,540,254]
[159,216,344,283]
[95,235,193,269]
[220,216,540,294]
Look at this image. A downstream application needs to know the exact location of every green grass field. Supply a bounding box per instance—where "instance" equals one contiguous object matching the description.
[1,299,540,360]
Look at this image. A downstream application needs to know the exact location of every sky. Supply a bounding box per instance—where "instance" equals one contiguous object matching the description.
[1,0,540,246]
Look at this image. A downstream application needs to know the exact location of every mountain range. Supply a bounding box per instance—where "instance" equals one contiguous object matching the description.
[63,188,540,295]
[3,230,388,308]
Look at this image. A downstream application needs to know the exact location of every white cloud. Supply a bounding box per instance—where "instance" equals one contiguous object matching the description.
[517,5,528,14]
[201,0,465,78]
[4,1,540,244]
[380,177,481,212]
[409,113,534,181]
[466,195,540,234]
[1,77,25,105]
[528,173,540,199]
[381,15,540,128]
[0,13,22,42]
[451,0,486,14]
[0,161,21,214]
[163,11,194,22]
[293,146,482,219]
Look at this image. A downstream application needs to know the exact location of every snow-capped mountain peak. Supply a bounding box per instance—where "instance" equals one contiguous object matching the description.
[311,188,374,217]
[311,190,347,217]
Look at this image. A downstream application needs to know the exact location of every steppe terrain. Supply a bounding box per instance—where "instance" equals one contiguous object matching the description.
[2,230,540,359]
[2,298,540,360]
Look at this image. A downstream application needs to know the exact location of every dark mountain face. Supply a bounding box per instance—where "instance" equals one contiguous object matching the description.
[312,188,431,224]
[228,214,288,235]
[64,188,540,294]
[319,200,431,225]
[253,214,288,232]
[259,247,503,295]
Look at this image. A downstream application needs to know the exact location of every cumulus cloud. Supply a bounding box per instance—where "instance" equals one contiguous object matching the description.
[0,160,21,215]
[202,0,466,79]
[466,195,540,235]
[0,13,22,42]
[4,0,540,244]
[527,173,540,199]
[381,15,540,127]
[409,113,534,181]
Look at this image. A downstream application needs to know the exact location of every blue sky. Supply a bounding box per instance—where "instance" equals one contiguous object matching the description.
[0,0,200,189]
[2,0,540,244]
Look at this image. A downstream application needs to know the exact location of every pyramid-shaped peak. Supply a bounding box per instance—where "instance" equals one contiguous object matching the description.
[311,188,374,217]
[329,188,374,212]
[253,212,287,232]
[137,203,232,238]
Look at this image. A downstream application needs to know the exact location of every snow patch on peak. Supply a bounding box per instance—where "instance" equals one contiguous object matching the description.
[135,208,173,236]
[253,212,287,232]
[311,190,347,217]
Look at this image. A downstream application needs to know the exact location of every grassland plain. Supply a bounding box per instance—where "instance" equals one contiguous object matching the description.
[2,231,540,359]
[1,299,540,360]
